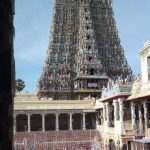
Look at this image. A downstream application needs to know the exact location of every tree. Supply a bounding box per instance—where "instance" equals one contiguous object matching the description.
[16,79,25,92]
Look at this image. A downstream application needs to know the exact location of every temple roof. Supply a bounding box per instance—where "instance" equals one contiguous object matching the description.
[140,39,150,54]
[101,84,132,100]
[15,93,38,101]
[133,138,150,144]
[75,75,108,80]
[14,93,96,111]
[128,83,150,100]
[98,76,133,102]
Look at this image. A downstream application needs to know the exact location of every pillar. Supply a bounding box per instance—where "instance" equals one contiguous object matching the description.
[104,139,108,150]
[119,98,125,134]
[119,99,124,122]
[13,114,17,134]
[113,100,118,121]
[106,102,110,127]
[131,102,136,134]
[115,140,120,150]
[27,114,31,132]
[82,113,86,130]
[56,113,59,131]
[100,110,103,125]
[42,114,45,132]
[96,110,100,129]
[103,103,106,122]
[143,101,149,133]
[139,104,143,134]
[69,113,73,130]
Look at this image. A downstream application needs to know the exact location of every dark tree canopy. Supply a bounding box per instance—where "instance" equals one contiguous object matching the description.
[16,79,25,92]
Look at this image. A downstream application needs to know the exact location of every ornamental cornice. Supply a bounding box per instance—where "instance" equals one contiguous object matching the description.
[140,40,150,55]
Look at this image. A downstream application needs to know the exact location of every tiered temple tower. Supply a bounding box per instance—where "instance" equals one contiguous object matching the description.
[38,0,132,100]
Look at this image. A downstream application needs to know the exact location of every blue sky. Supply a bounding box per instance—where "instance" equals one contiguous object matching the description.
[14,0,150,92]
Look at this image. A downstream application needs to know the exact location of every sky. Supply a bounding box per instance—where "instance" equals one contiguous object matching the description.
[14,0,150,92]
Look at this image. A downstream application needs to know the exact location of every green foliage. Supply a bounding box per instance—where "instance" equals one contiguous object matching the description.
[16,79,25,92]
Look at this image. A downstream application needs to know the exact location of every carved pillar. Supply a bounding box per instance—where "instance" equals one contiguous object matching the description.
[131,102,136,134]
[13,114,17,134]
[119,99,125,134]
[139,105,143,134]
[113,100,118,121]
[119,99,124,121]
[69,113,73,130]
[109,104,114,127]
[42,114,45,132]
[143,101,149,132]
[115,140,120,150]
[103,103,106,122]
[104,139,109,150]
[56,113,59,131]
[100,110,103,125]
[27,114,31,132]
[106,102,110,127]
[96,111,99,129]
[82,113,86,130]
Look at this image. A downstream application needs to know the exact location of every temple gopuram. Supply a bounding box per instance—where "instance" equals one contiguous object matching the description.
[13,0,150,150]
[37,0,131,100]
